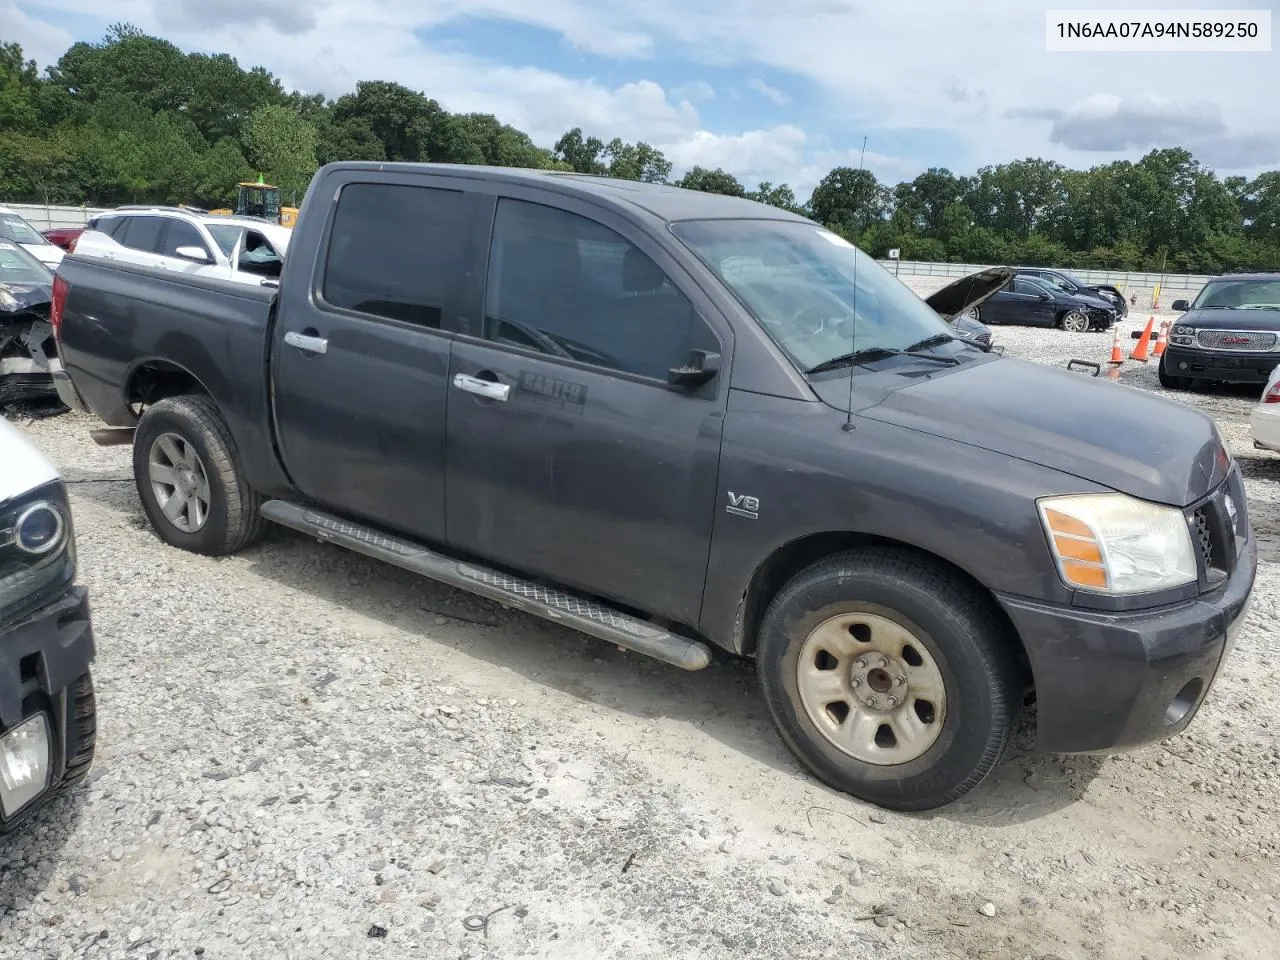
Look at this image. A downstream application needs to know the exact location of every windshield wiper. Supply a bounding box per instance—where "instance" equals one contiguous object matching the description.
[806,346,960,375]
[904,333,962,352]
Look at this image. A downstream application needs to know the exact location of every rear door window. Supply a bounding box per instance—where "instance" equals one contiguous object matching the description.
[159,219,211,260]
[118,216,167,254]
[320,182,470,329]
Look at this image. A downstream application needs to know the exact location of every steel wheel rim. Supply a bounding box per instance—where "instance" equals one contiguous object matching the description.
[796,612,948,766]
[1063,311,1088,332]
[148,432,211,533]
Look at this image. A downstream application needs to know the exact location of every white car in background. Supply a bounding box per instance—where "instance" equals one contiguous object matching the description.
[71,206,290,285]
[1251,363,1280,453]
[0,207,65,269]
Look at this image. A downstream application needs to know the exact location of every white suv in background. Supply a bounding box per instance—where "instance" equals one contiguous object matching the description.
[72,206,290,285]
[0,207,64,268]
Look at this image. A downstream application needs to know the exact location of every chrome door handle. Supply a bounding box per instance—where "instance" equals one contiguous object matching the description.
[452,373,510,401]
[284,331,328,354]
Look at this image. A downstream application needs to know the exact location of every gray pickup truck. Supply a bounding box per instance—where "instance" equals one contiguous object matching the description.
[51,162,1256,811]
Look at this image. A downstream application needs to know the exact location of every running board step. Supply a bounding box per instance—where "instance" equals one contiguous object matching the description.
[259,500,713,671]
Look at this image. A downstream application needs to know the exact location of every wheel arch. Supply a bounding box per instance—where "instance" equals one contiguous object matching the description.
[732,531,1033,687]
[123,358,212,416]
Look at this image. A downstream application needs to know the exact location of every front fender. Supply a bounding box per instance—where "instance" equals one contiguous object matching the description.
[698,393,1105,652]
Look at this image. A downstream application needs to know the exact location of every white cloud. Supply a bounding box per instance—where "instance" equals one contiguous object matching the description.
[661,124,807,181]
[672,80,716,102]
[747,78,789,106]
[1,2,77,67]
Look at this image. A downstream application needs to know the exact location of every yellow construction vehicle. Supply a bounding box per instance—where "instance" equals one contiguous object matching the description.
[210,175,299,228]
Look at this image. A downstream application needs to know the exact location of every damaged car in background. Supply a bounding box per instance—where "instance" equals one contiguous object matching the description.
[924,266,1011,349]
[0,241,64,416]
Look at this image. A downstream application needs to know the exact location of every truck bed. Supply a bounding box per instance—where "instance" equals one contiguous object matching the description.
[54,254,285,492]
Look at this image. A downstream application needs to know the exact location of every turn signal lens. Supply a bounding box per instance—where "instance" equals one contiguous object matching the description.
[1043,508,1108,589]
[1038,493,1198,596]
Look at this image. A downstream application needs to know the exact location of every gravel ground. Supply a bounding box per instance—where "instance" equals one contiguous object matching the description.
[2,280,1279,960]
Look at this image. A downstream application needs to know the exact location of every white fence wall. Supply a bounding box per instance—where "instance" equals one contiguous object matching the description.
[1,202,111,230]
[878,258,1209,306]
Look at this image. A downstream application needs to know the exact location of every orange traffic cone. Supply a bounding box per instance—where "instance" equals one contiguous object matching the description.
[1130,316,1155,362]
[1152,320,1170,358]
[1108,325,1124,365]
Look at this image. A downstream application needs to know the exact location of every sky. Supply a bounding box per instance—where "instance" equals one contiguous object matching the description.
[4,0,1280,200]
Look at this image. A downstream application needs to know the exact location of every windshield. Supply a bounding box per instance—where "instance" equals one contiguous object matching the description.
[671,219,956,372]
[1191,278,1280,311]
[1033,271,1078,293]
[0,213,50,246]
[0,241,52,283]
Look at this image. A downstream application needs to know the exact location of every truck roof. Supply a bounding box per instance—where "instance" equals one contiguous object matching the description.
[318,162,813,225]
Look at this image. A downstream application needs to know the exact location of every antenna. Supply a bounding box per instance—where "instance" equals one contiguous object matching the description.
[841,135,868,433]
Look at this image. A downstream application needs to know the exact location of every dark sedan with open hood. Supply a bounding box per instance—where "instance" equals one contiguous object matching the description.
[0,241,61,411]
[922,266,1011,348]
[1161,274,1280,390]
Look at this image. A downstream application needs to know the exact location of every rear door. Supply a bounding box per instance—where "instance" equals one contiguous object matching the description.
[442,191,730,627]
[1000,278,1050,325]
[110,215,169,270]
[270,175,484,544]
[155,218,223,279]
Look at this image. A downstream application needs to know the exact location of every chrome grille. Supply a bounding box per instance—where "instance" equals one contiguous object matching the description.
[1195,329,1277,351]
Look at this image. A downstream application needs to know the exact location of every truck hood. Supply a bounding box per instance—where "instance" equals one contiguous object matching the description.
[1179,307,1280,330]
[923,267,1014,320]
[846,356,1227,505]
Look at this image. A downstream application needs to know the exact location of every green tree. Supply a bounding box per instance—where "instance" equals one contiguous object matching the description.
[244,104,319,195]
[809,167,888,234]
[747,180,802,213]
[675,166,745,196]
[554,127,608,174]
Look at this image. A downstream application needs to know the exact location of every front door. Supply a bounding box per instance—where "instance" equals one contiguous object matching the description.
[443,194,729,627]
[271,177,482,544]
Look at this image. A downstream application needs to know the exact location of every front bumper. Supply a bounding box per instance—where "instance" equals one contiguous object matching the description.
[1162,345,1280,384]
[1085,309,1117,329]
[997,531,1256,755]
[0,586,95,831]
[1251,402,1280,452]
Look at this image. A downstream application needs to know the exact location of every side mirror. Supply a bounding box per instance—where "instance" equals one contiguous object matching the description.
[1172,299,1190,312]
[668,350,720,387]
[1040,292,1052,301]
[174,245,212,264]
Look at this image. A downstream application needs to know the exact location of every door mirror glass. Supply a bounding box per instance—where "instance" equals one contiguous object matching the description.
[1172,299,1190,312]
[668,350,720,387]
[174,245,213,263]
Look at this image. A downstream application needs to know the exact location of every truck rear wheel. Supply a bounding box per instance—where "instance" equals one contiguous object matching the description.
[756,548,1021,812]
[132,395,264,555]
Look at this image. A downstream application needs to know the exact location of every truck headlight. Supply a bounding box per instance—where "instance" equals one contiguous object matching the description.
[1038,493,1197,595]
[0,481,75,627]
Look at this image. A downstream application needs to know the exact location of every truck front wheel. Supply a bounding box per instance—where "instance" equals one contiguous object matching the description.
[756,548,1021,812]
[132,395,264,555]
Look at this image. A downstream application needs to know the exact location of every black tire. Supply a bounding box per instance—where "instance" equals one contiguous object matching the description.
[56,673,96,798]
[0,672,96,837]
[1158,354,1193,391]
[132,395,264,555]
[756,548,1021,812]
